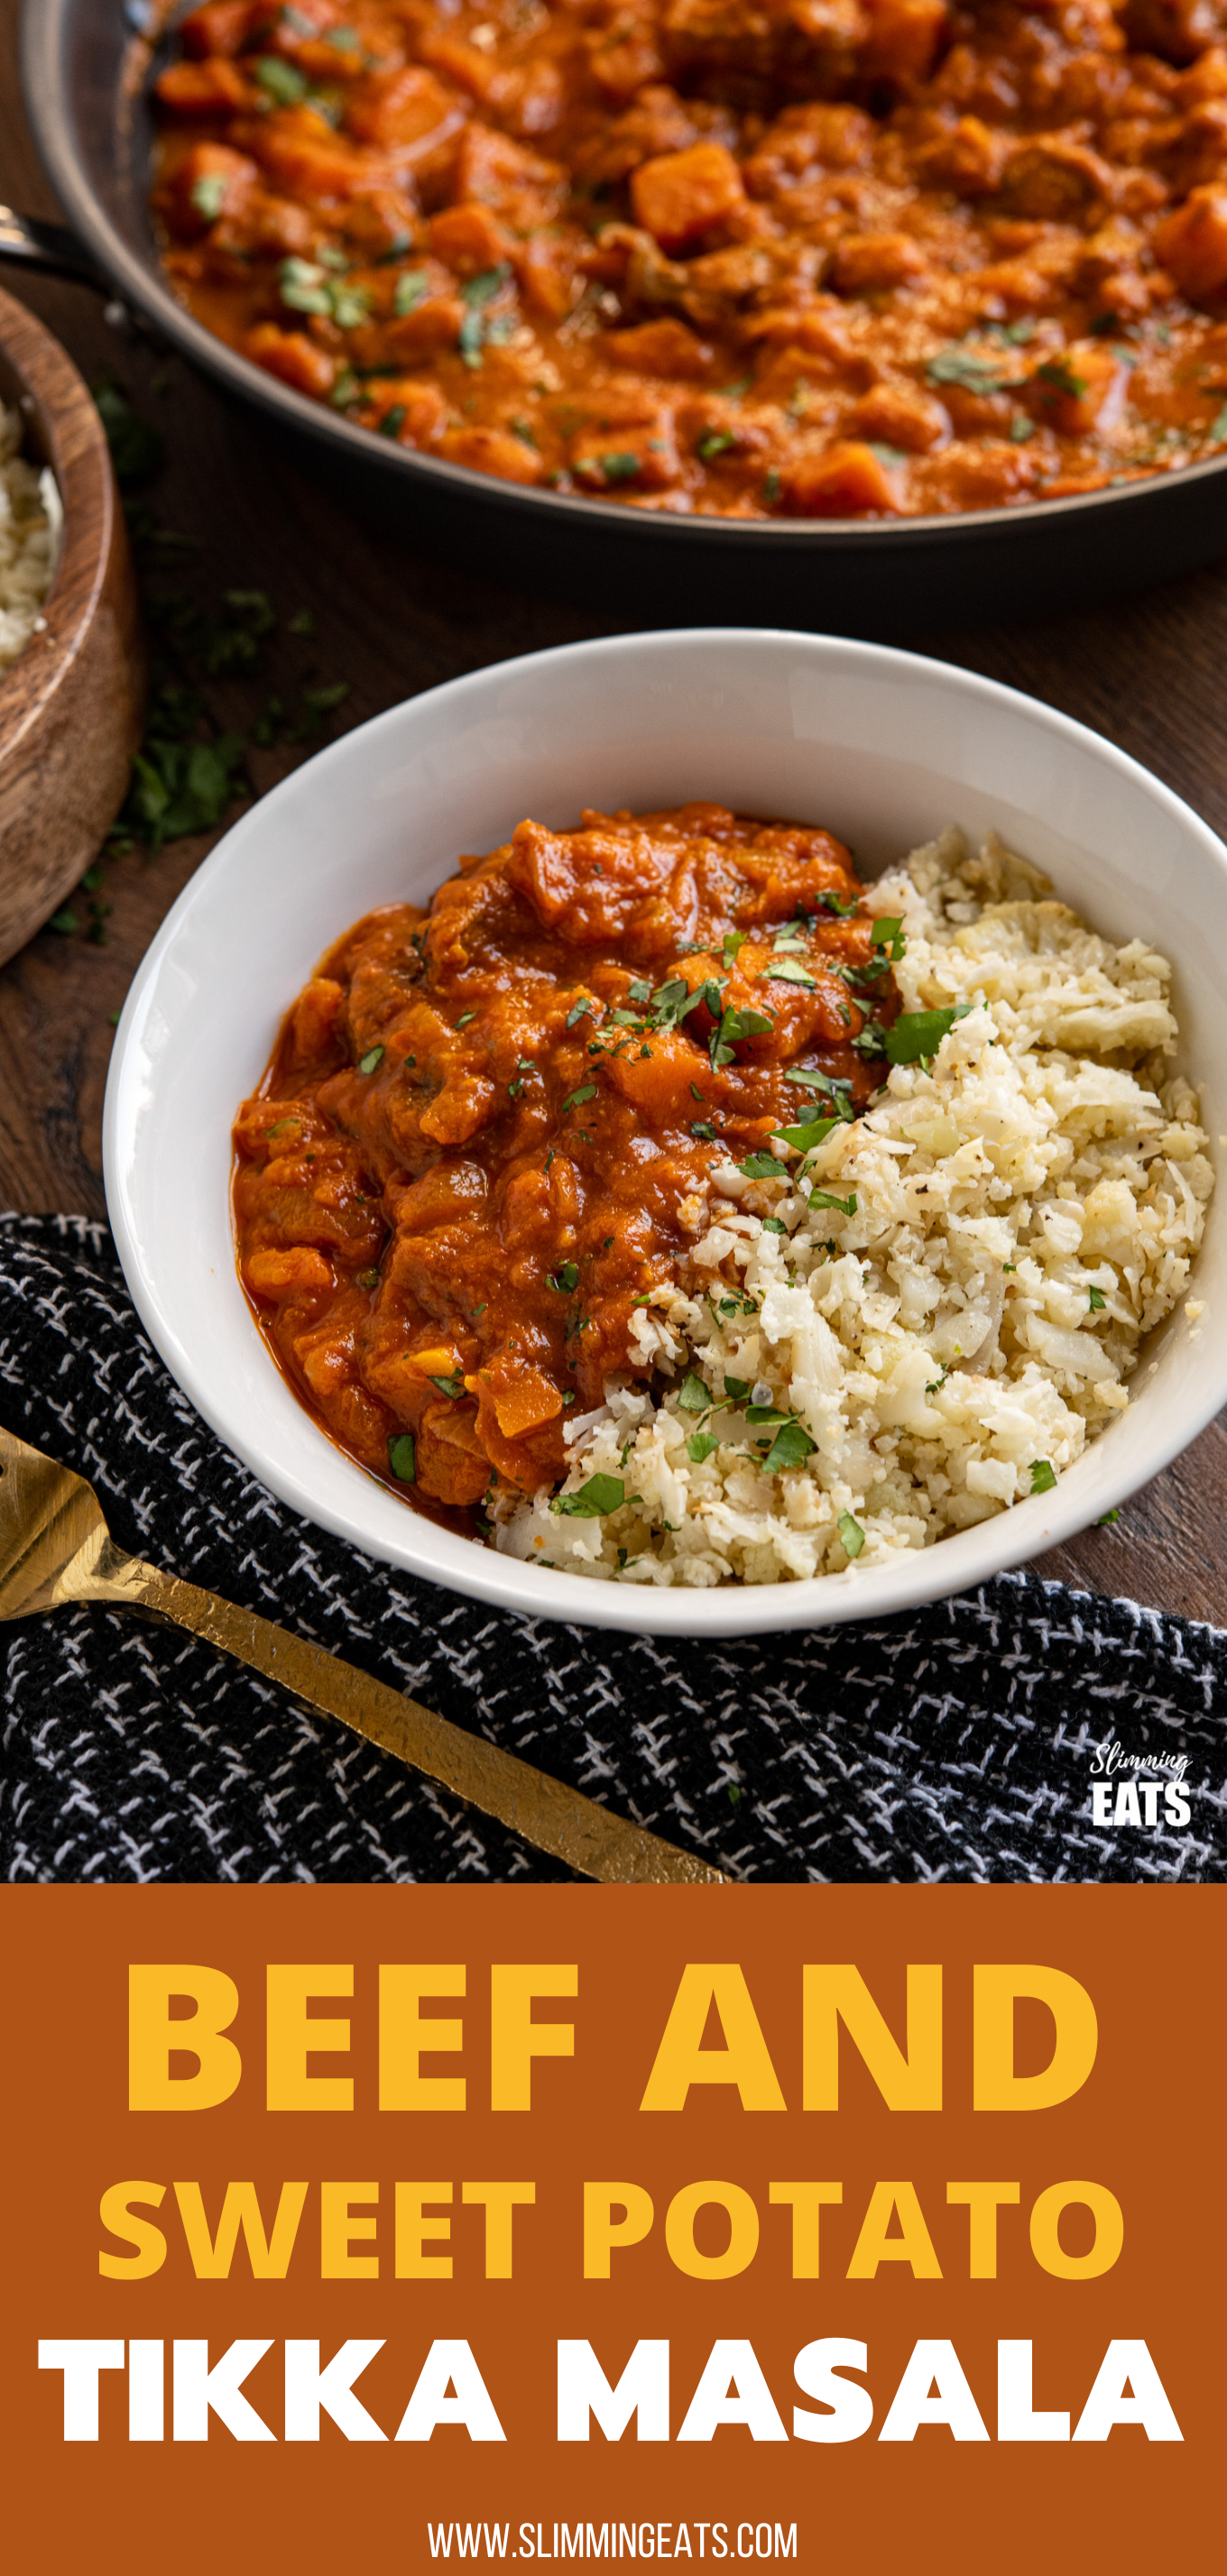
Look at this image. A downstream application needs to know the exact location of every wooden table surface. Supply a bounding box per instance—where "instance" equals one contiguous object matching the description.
[1,0,1224,1626]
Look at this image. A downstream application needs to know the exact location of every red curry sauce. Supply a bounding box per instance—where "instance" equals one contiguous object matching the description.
[157,0,1227,519]
[232,805,893,1514]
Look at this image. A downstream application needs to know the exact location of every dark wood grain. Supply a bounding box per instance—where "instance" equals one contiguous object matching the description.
[0,0,1223,1621]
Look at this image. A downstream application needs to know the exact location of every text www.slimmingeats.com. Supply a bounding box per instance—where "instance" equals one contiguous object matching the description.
[427,2528,798,2562]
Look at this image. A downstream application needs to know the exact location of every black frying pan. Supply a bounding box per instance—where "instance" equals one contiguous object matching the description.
[10,0,1227,631]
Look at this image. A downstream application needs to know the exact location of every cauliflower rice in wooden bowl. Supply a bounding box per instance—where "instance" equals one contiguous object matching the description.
[104,629,1227,1637]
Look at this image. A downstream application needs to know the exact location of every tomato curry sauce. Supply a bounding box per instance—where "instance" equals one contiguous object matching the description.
[233,805,895,1517]
[157,0,1227,519]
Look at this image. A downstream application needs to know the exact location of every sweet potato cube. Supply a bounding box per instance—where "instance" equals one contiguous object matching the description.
[244,324,337,399]
[180,2,255,59]
[631,143,746,253]
[441,427,546,485]
[156,58,250,115]
[429,202,516,276]
[860,0,949,82]
[1156,186,1227,301]
[1028,341,1129,436]
[604,317,713,377]
[780,441,904,517]
[831,230,928,294]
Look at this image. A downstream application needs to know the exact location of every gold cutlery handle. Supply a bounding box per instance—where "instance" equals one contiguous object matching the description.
[103,1549,726,1886]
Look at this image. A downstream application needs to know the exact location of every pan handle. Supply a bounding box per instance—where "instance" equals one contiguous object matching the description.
[0,206,109,291]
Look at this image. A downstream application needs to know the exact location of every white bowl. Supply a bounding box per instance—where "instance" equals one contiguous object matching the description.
[104,629,1227,1638]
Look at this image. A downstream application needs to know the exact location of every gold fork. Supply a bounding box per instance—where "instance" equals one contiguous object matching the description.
[0,1423,727,1885]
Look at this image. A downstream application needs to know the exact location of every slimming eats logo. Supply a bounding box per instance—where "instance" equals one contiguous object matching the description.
[1087,1737,1190,1830]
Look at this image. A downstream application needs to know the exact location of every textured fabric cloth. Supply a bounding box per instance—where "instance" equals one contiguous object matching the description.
[0,1212,1222,1886]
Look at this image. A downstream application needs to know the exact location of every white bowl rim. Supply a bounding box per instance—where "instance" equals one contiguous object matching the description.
[103,623,1227,1639]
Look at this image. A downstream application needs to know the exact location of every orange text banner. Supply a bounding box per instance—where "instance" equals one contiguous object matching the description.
[1,1883,1220,2575]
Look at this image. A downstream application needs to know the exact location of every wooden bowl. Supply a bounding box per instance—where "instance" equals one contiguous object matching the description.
[0,283,143,965]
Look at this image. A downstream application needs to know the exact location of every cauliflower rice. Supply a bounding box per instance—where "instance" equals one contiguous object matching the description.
[0,401,60,671]
[495,827,1214,1588]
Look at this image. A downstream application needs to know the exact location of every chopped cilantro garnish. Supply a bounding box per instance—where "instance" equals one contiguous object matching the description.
[1030,1459,1057,1495]
[764,1420,816,1473]
[387,1432,416,1483]
[871,915,905,961]
[761,1216,788,1236]
[191,172,226,224]
[279,255,332,317]
[562,1081,596,1111]
[357,1045,384,1075]
[722,930,748,966]
[566,996,595,1027]
[697,428,735,461]
[763,467,781,501]
[394,270,429,317]
[711,1003,773,1068]
[817,889,859,917]
[254,55,309,106]
[550,1472,625,1517]
[356,1268,381,1290]
[600,452,641,483]
[809,1190,857,1217]
[740,1152,789,1180]
[1087,1284,1107,1311]
[1211,402,1227,446]
[784,1065,854,1114]
[1096,1507,1121,1526]
[687,1431,720,1464]
[628,978,651,1004]
[378,405,407,440]
[837,1508,865,1557]
[455,1009,476,1027]
[884,1005,972,1064]
[429,1370,466,1400]
[761,959,816,988]
[723,1376,752,1402]
[464,264,512,305]
[549,1262,579,1293]
[690,1120,715,1140]
[678,1373,709,1412]
[926,346,1005,396]
[779,1115,837,1154]
[1036,358,1089,400]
